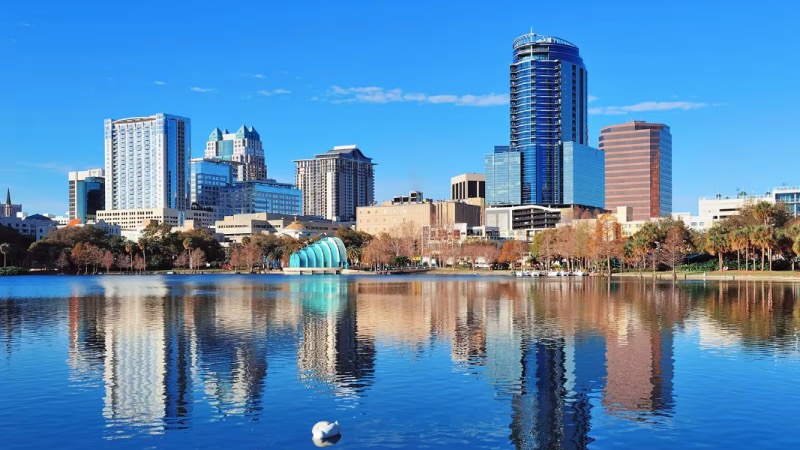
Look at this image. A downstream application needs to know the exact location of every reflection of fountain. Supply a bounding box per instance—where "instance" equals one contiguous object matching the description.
[295,279,375,397]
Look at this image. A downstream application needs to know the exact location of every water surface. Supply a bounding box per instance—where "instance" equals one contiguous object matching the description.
[1,275,799,449]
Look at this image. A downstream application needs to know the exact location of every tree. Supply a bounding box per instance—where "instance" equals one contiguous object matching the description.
[183,238,194,271]
[498,240,527,268]
[661,222,692,280]
[191,248,206,270]
[0,243,9,267]
[103,250,114,273]
[55,249,71,273]
[124,243,134,272]
[705,225,729,271]
[591,214,623,276]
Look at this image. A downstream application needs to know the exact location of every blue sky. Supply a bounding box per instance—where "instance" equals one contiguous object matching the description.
[2,0,798,215]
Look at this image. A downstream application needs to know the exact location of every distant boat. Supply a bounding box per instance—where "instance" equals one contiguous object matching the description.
[547,271,560,277]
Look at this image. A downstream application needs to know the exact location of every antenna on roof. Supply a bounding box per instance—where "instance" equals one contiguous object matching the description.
[530,25,534,35]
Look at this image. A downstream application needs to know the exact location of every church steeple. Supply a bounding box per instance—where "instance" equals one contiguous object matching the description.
[5,188,10,206]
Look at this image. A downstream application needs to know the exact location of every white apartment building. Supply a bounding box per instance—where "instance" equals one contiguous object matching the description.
[104,114,191,211]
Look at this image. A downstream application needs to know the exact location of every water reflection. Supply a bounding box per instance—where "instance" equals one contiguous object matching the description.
[2,276,800,447]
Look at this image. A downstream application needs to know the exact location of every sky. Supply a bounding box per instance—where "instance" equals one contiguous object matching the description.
[2,0,798,216]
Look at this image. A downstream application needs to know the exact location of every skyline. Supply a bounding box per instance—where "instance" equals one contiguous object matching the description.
[3,0,798,215]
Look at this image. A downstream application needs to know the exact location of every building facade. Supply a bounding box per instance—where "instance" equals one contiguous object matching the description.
[104,113,191,211]
[96,208,214,231]
[485,147,522,207]
[214,213,344,244]
[356,198,482,236]
[205,125,266,181]
[563,142,605,208]
[294,145,375,222]
[510,32,590,205]
[218,180,302,218]
[485,205,562,241]
[451,173,485,203]
[190,158,236,210]
[600,121,672,221]
[68,168,105,223]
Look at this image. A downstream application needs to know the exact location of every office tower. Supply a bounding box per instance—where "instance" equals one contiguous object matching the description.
[104,113,191,211]
[190,158,236,209]
[1,188,22,218]
[600,121,672,220]
[294,145,375,222]
[205,125,266,181]
[485,146,522,207]
[510,32,599,207]
[68,169,105,222]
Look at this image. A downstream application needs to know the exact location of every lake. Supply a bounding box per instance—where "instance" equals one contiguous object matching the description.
[1,275,799,449]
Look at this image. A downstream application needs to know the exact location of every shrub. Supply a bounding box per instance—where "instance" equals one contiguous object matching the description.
[0,266,28,276]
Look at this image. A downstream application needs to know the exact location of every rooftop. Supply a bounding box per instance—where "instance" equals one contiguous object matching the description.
[513,32,577,50]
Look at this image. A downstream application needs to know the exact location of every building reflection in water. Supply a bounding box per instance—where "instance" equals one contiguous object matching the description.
[43,276,800,444]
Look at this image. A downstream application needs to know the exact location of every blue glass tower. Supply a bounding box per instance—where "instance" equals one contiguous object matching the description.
[510,32,589,205]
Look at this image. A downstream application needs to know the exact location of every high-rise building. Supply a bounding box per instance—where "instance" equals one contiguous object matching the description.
[485,146,522,207]
[68,169,105,222]
[205,125,266,181]
[509,32,600,207]
[294,145,375,222]
[104,113,191,211]
[600,121,672,220]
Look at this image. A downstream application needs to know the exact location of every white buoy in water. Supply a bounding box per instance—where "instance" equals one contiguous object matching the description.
[312,420,340,440]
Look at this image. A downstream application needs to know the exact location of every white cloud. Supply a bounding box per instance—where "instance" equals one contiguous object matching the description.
[258,88,291,96]
[190,86,216,93]
[589,101,712,115]
[326,86,508,107]
[154,80,166,86]
[253,73,266,79]
[587,95,599,103]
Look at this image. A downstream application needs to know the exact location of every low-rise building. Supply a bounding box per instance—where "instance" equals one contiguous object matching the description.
[0,214,57,240]
[485,205,562,241]
[356,195,481,236]
[96,208,215,232]
[214,213,345,244]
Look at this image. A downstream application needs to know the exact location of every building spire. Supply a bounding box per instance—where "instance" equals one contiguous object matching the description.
[5,188,10,206]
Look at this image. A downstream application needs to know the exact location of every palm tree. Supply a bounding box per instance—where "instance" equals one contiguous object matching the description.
[728,228,749,271]
[705,225,729,272]
[0,243,9,267]
[183,238,193,271]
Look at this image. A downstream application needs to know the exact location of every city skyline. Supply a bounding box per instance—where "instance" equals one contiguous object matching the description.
[3,1,798,215]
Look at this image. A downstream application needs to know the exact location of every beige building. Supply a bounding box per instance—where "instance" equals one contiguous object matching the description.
[214,213,345,243]
[96,208,215,231]
[451,173,486,225]
[356,199,481,236]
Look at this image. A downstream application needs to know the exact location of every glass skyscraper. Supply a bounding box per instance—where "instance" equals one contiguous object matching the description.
[485,146,522,206]
[510,32,591,206]
[104,113,191,211]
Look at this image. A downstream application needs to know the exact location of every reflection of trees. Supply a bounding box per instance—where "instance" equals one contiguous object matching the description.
[703,282,799,351]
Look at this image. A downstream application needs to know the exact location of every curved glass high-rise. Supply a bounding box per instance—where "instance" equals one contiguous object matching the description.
[510,33,588,205]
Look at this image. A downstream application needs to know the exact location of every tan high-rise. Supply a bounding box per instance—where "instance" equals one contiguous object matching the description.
[600,121,672,221]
